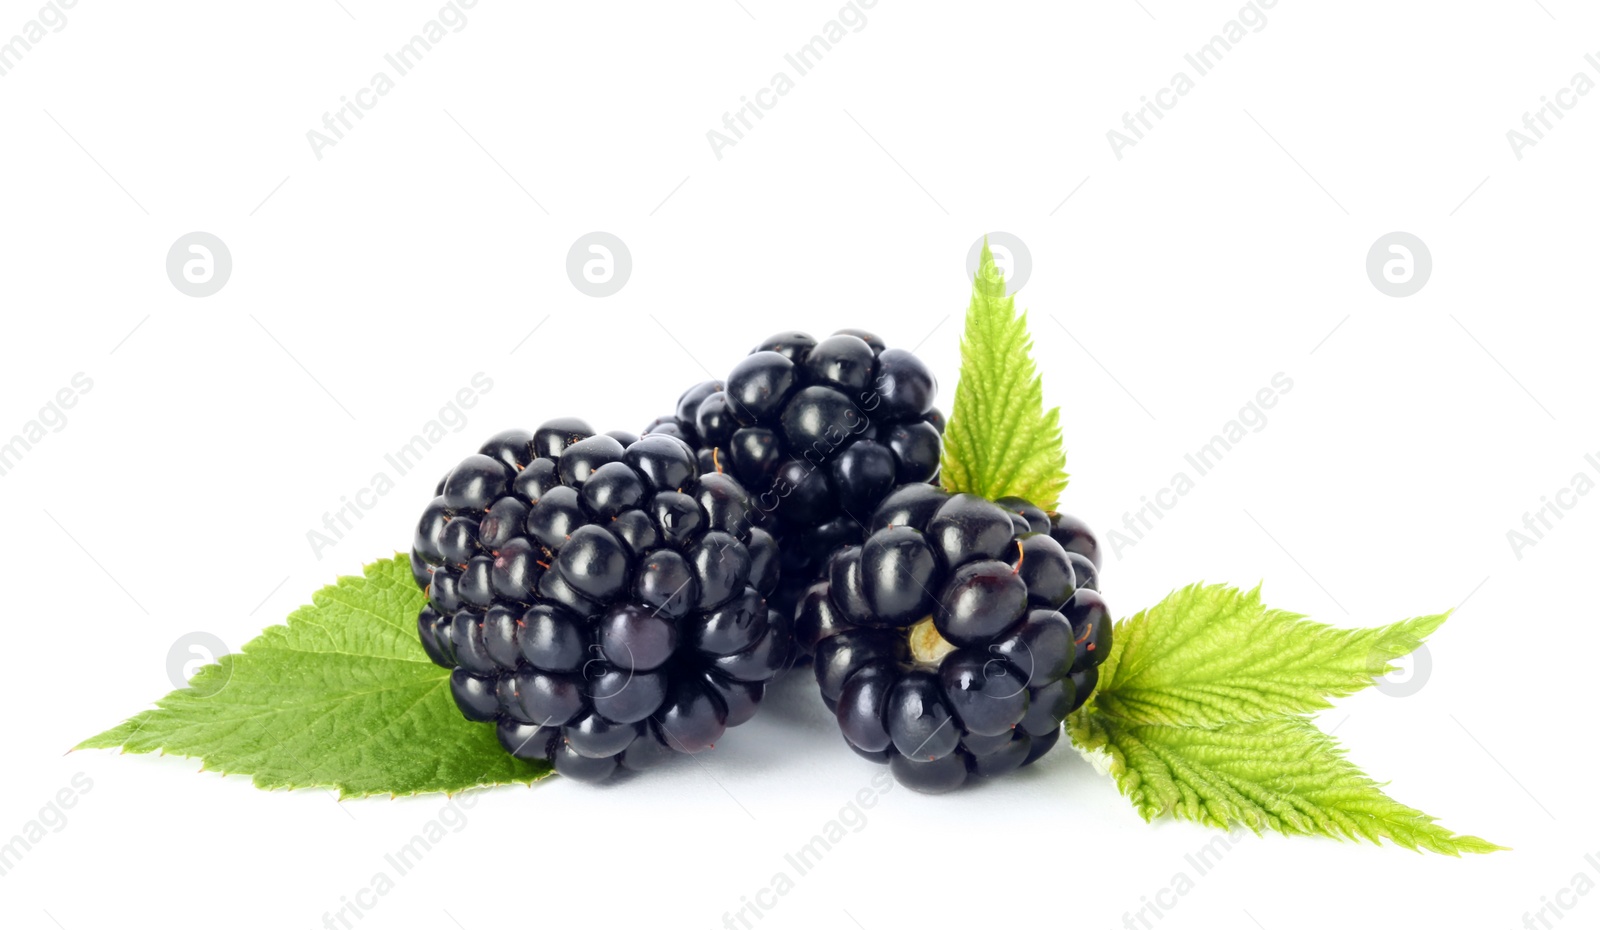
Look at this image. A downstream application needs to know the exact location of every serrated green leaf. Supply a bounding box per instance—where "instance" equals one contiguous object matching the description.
[940,239,1068,509]
[1093,582,1450,727]
[77,555,551,798]
[1068,582,1499,854]
[1068,714,1503,856]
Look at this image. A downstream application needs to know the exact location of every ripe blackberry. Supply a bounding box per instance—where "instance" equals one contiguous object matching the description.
[410,419,790,783]
[645,330,945,619]
[798,486,1111,792]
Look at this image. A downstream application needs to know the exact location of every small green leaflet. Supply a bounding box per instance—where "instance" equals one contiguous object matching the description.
[1094,583,1449,728]
[76,555,551,798]
[1069,715,1502,855]
[1067,582,1502,855]
[940,239,1068,510]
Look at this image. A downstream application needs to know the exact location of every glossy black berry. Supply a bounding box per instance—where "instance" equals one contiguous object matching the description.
[754,331,817,361]
[859,526,936,627]
[927,494,1015,569]
[813,629,901,703]
[780,386,865,453]
[1005,533,1077,610]
[532,417,593,459]
[939,648,1029,737]
[870,483,950,534]
[889,752,967,793]
[883,421,941,484]
[518,603,587,672]
[831,441,897,517]
[1066,551,1099,593]
[479,429,536,473]
[647,328,946,628]
[870,348,937,420]
[1049,512,1103,570]
[698,391,743,448]
[966,733,1031,778]
[935,559,1029,647]
[625,434,697,493]
[442,455,511,512]
[598,604,678,671]
[554,525,628,602]
[410,418,783,783]
[836,661,897,753]
[887,670,960,761]
[726,351,798,422]
[803,334,877,392]
[1065,588,1112,672]
[992,609,1075,688]
[675,381,723,433]
[803,489,1113,791]
[581,462,645,518]
[657,677,728,753]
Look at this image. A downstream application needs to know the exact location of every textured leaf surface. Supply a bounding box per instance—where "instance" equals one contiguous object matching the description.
[77,555,551,798]
[1068,583,1499,855]
[1068,714,1502,855]
[1095,583,1449,727]
[940,239,1067,509]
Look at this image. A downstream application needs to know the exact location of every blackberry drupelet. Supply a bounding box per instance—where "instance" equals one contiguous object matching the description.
[410,418,790,783]
[645,330,945,620]
[797,485,1111,792]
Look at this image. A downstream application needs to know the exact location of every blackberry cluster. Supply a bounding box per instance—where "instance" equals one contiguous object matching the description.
[409,418,790,783]
[795,484,1110,793]
[644,330,944,618]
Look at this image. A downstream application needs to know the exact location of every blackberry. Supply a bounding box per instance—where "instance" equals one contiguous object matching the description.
[798,486,1111,792]
[646,330,945,620]
[410,419,790,783]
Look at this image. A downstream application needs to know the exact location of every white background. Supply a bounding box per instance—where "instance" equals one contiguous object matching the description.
[2,1,1596,928]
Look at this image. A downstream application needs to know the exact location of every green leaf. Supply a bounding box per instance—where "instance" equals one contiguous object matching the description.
[1068,583,1500,854]
[1068,713,1504,856]
[940,239,1068,509]
[1093,582,1450,728]
[77,555,551,798]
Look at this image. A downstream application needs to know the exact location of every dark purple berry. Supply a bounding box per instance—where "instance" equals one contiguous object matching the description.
[887,670,960,761]
[414,426,783,782]
[598,603,678,671]
[836,662,897,753]
[859,526,937,627]
[442,455,510,512]
[727,351,798,422]
[934,559,1029,647]
[1066,589,1112,672]
[1049,512,1103,570]
[991,609,1075,688]
[870,348,936,419]
[889,751,967,794]
[939,648,1029,737]
[532,417,593,459]
[803,334,877,393]
[926,494,1014,569]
